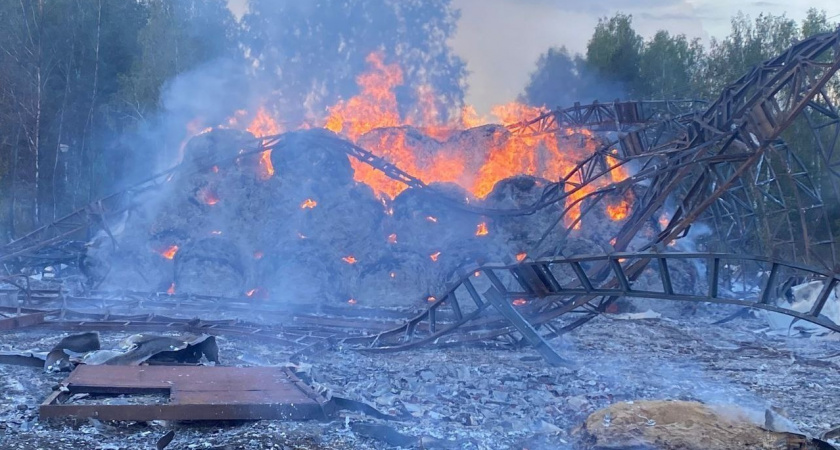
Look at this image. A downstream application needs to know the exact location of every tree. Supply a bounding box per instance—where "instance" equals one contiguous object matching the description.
[241,0,467,124]
[585,13,643,98]
[637,31,703,99]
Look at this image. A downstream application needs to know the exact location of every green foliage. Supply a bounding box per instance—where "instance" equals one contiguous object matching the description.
[637,31,703,99]
[585,13,643,96]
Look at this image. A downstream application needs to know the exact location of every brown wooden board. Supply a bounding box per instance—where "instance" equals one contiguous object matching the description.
[40,365,333,421]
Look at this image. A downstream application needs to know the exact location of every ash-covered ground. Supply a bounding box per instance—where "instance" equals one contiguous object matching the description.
[2,310,838,449]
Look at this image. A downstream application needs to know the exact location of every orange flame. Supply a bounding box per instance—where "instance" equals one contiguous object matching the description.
[247,106,282,180]
[474,271,481,277]
[430,251,441,262]
[198,188,219,205]
[475,222,489,236]
[512,298,528,306]
[427,296,436,302]
[516,253,527,262]
[166,283,176,295]
[342,256,357,264]
[159,245,179,260]
[606,201,630,221]
[387,233,397,244]
[300,199,318,209]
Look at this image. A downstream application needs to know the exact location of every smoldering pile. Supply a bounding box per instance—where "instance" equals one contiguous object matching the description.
[96,127,595,307]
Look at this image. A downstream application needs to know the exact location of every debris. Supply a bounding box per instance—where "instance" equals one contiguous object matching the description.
[610,310,662,320]
[41,365,334,421]
[157,430,176,450]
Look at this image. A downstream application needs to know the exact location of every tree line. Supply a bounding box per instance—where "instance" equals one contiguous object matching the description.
[0,2,836,243]
[521,9,838,107]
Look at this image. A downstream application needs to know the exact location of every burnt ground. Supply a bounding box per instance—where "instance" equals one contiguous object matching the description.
[1,311,839,450]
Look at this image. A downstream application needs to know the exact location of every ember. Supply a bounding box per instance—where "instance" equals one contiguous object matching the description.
[516,253,527,262]
[475,222,489,236]
[426,216,437,223]
[430,251,441,262]
[166,283,175,295]
[387,233,397,244]
[347,298,357,305]
[158,245,179,260]
[512,298,528,306]
[606,200,630,221]
[300,199,318,209]
[198,188,219,205]
[342,256,358,264]
[427,296,436,302]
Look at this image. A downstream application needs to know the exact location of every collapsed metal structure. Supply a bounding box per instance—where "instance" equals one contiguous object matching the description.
[2,29,840,363]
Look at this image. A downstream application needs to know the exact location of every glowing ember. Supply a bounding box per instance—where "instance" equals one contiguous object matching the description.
[516,253,527,262]
[246,289,257,297]
[474,271,480,277]
[610,238,617,246]
[512,298,528,306]
[166,282,175,295]
[198,188,219,205]
[475,222,489,236]
[387,233,397,244]
[300,199,318,209]
[258,151,275,180]
[390,272,396,279]
[659,214,670,229]
[348,298,357,305]
[253,251,264,260]
[210,230,222,235]
[427,296,436,302]
[426,216,438,223]
[430,251,441,262]
[342,256,357,264]
[159,245,179,260]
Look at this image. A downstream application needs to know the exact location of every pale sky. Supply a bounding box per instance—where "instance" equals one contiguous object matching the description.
[227,0,839,112]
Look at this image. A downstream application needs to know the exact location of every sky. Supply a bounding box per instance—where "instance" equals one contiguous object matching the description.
[227,0,839,113]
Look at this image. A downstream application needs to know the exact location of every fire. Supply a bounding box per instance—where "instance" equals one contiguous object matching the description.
[347,298,357,305]
[426,216,438,223]
[320,51,598,204]
[610,237,617,246]
[474,271,480,277]
[342,256,357,264]
[198,188,219,205]
[300,199,318,209]
[512,298,528,306]
[427,296,436,302]
[659,214,670,229]
[158,245,179,260]
[247,106,283,180]
[516,252,527,262]
[430,251,441,262]
[253,251,264,260]
[475,222,489,236]
[166,283,175,295]
[324,52,403,140]
[606,201,630,221]
[387,233,397,244]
